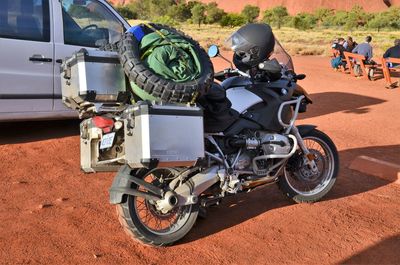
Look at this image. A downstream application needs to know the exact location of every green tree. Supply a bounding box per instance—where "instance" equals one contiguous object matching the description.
[241,5,260,23]
[262,9,274,24]
[167,3,193,22]
[292,13,317,30]
[323,10,348,27]
[115,5,137,20]
[129,0,176,20]
[187,1,201,11]
[345,5,369,30]
[152,15,179,26]
[191,3,207,28]
[344,14,358,31]
[205,2,226,24]
[220,13,247,27]
[267,6,289,29]
[367,13,388,32]
[384,7,400,28]
[314,8,334,26]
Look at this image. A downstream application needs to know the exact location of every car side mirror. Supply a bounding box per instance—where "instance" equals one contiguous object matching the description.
[208,45,220,58]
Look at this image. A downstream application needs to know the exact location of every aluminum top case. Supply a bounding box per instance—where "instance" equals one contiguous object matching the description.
[61,49,128,108]
[124,102,205,168]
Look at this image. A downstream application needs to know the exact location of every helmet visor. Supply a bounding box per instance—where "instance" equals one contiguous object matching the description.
[225,31,253,55]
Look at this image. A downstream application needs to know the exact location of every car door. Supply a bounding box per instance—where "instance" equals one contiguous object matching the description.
[0,0,53,113]
[53,0,128,111]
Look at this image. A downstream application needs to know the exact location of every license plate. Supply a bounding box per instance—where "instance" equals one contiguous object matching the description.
[100,132,116,150]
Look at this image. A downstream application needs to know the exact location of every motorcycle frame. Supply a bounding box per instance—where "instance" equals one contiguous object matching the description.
[204,95,308,181]
[109,94,318,207]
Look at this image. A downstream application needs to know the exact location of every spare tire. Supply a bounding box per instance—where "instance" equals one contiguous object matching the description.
[118,23,214,103]
[99,41,120,52]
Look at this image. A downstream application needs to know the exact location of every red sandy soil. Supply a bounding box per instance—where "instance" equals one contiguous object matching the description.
[109,0,400,14]
[1,56,400,265]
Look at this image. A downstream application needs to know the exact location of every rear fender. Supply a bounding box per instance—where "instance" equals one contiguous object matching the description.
[109,166,154,204]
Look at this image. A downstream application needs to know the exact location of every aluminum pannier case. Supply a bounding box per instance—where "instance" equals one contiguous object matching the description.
[124,102,205,168]
[61,49,128,109]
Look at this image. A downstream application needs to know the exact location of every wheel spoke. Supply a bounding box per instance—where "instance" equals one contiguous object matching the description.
[132,168,193,235]
[284,135,335,196]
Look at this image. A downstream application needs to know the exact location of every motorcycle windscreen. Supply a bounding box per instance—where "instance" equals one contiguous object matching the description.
[269,39,294,71]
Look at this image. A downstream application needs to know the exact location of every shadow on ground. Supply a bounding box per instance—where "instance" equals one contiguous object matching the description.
[340,234,400,264]
[0,119,80,145]
[181,144,400,244]
[299,92,386,119]
[0,92,385,145]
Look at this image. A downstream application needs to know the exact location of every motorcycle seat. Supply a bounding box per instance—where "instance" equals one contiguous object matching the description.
[197,83,239,133]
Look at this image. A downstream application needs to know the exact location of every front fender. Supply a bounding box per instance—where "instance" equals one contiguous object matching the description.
[296,125,317,136]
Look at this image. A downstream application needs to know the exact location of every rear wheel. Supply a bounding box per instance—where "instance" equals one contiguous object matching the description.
[116,168,199,246]
[278,129,339,203]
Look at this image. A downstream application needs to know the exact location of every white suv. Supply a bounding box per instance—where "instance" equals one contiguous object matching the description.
[0,0,130,121]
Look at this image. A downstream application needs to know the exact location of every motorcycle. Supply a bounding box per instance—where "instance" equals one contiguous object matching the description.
[106,42,339,246]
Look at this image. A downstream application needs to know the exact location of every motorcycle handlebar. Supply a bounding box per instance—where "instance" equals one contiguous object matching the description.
[214,69,250,81]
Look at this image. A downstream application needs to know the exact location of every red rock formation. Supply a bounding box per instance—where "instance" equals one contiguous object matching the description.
[200,0,399,14]
[107,0,400,14]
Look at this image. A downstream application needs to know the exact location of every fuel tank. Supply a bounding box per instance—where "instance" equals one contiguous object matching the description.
[222,76,261,114]
[223,77,294,134]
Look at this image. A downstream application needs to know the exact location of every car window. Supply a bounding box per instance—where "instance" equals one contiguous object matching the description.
[0,0,50,42]
[61,0,124,47]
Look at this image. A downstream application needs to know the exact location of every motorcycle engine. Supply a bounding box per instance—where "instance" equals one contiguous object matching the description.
[258,132,292,156]
[231,132,293,172]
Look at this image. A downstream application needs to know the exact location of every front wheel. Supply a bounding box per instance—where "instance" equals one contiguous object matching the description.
[278,129,339,203]
[116,168,199,246]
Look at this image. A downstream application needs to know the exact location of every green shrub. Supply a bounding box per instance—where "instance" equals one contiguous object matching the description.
[314,8,334,26]
[167,3,193,22]
[292,13,317,30]
[262,6,289,29]
[323,10,348,27]
[205,2,226,24]
[115,6,137,20]
[220,13,247,27]
[241,5,260,23]
[191,3,207,28]
[152,15,179,26]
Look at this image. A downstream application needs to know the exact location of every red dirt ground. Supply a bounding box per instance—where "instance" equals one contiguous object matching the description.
[0,56,399,265]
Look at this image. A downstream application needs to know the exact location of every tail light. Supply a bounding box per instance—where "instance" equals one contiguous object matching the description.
[92,116,114,133]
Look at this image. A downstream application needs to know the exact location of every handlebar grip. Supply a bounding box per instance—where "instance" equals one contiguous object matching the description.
[214,71,225,77]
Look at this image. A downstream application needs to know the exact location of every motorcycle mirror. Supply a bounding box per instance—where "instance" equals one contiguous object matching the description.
[208,45,220,58]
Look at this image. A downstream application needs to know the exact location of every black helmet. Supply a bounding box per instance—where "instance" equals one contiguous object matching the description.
[226,23,275,71]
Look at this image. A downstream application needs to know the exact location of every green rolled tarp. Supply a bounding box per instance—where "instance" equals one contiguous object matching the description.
[119,23,213,103]
[140,29,202,82]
